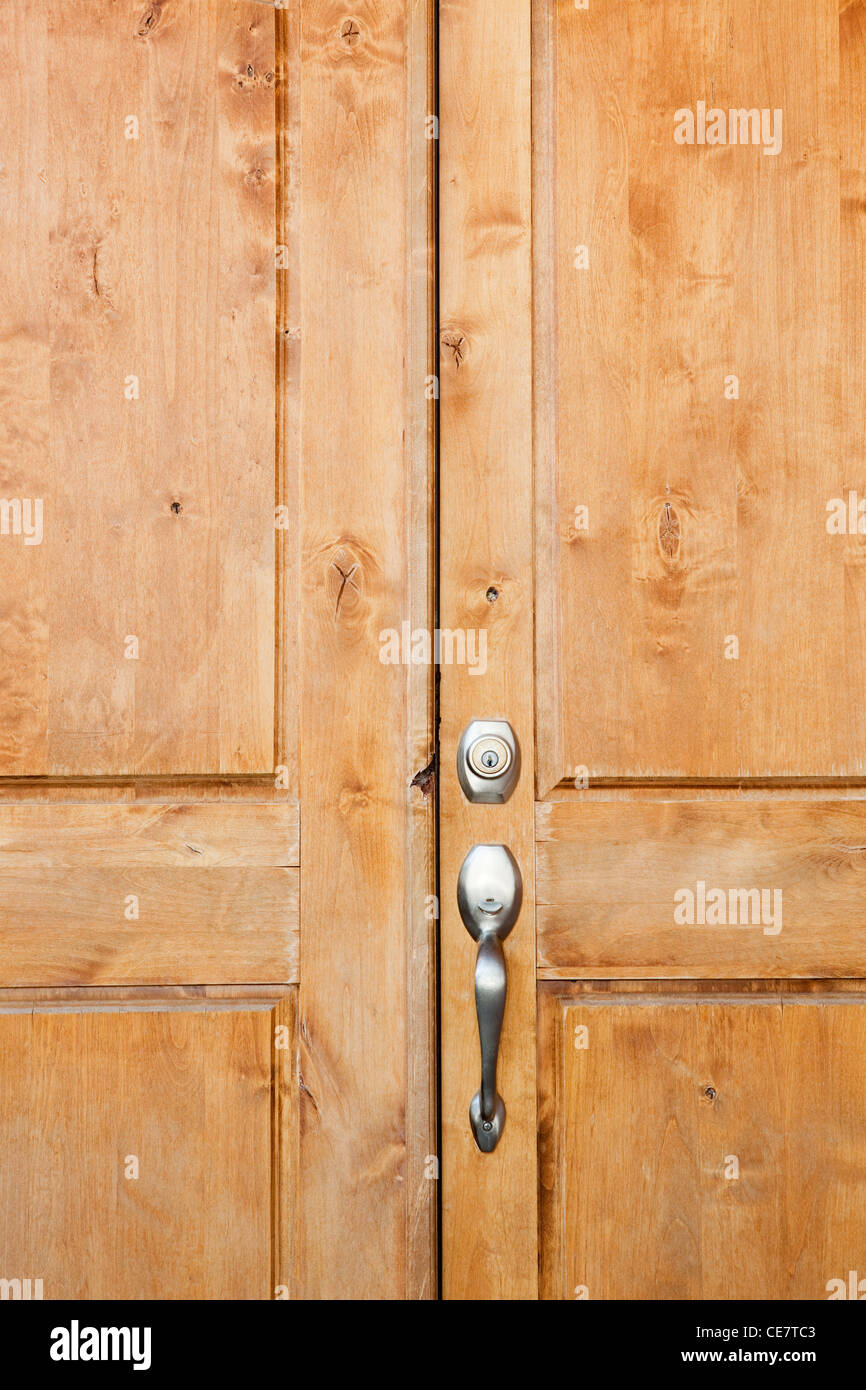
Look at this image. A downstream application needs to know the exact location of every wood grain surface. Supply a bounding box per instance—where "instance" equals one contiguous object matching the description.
[0,867,298,988]
[294,0,436,1300]
[0,802,298,867]
[538,799,866,977]
[0,997,297,1299]
[535,0,860,784]
[540,983,866,1300]
[0,0,436,1302]
[439,0,538,1301]
[0,0,276,776]
[442,0,866,1300]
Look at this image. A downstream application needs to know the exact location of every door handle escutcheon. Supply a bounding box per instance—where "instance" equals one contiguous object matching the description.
[457,844,523,1152]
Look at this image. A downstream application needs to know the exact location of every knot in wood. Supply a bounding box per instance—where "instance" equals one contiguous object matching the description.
[658,501,681,561]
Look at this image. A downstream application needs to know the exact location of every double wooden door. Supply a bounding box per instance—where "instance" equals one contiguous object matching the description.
[3,0,866,1303]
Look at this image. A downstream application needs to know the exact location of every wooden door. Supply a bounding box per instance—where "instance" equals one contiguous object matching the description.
[440,0,866,1299]
[0,0,434,1301]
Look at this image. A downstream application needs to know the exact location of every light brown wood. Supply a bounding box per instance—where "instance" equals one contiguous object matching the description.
[272,989,299,1300]
[0,866,298,988]
[534,0,853,786]
[547,778,866,801]
[275,0,301,799]
[439,0,538,1301]
[0,0,436,1303]
[0,802,298,987]
[537,799,866,977]
[0,0,49,778]
[0,995,297,1300]
[0,0,276,777]
[0,984,293,1014]
[295,0,436,1300]
[443,0,866,1303]
[842,0,866,714]
[0,802,298,866]
[0,775,293,804]
[539,984,866,1300]
[405,0,438,1301]
[532,0,565,800]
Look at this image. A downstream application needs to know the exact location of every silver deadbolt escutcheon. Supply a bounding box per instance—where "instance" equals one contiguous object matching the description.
[457,720,520,803]
[457,844,523,1152]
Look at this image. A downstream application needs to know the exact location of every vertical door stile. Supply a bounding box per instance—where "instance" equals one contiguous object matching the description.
[439,0,538,1300]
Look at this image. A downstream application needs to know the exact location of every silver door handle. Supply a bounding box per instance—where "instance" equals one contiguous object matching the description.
[457,845,523,1152]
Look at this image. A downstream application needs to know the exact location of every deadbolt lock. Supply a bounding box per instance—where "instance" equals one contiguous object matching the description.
[457,720,520,803]
[468,735,512,778]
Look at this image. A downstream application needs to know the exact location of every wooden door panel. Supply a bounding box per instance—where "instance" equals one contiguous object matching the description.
[534,0,865,786]
[539,985,866,1301]
[0,0,276,777]
[0,869,298,987]
[0,991,296,1300]
[0,802,299,866]
[538,799,866,977]
[0,802,299,986]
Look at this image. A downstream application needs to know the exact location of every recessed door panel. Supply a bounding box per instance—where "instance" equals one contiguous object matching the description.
[0,994,296,1300]
[539,987,866,1301]
[0,0,276,777]
[534,0,864,785]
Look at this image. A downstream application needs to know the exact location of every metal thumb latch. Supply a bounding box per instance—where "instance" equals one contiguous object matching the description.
[457,844,523,1152]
